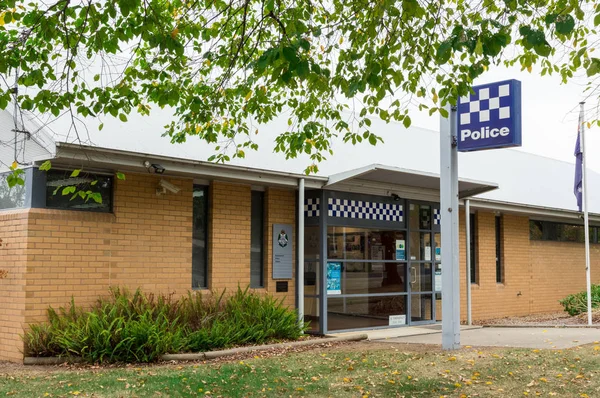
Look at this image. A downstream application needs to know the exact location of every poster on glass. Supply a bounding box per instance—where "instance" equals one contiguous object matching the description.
[327,262,342,295]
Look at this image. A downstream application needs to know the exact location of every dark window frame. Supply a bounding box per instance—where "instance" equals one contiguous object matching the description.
[469,212,478,284]
[495,215,504,284]
[529,220,598,244]
[250,190,265,288]
[44,169,114,213]
[192,184,209,290]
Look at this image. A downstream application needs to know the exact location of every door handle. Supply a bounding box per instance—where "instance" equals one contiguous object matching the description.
[410,267,417,284]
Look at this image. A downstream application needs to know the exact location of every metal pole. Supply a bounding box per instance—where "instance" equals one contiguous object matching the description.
[580,103,593,326]
[298,178,305,328]
[465,199,472,326]
[440,103,461,349]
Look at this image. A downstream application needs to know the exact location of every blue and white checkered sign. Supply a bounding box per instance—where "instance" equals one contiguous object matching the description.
[328,198,403,222]
[433,208,441,225]
[457,79,522,152]
[304,198,320,217]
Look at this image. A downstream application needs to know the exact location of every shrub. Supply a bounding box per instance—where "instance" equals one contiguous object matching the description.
[24,287,306,363]
[559,284,600,316]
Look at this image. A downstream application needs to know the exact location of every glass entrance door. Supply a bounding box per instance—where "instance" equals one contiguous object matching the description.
[408,203,435,324]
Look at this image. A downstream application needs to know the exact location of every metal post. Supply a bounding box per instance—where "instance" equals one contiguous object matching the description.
[465,199,472,326]
[298,178,305,328]
[440,103,461,349]
[580,103,593,326]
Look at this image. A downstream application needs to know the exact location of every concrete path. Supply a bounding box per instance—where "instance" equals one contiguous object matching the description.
[379,327,600,349]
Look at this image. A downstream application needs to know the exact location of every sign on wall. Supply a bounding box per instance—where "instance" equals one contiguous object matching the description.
[272,224,293,279]
[457,79,522,152]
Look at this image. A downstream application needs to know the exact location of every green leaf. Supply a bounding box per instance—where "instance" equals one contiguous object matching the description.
[99,123,104,131]
[70,169,81,178]
[555,14,575,35]
[436,40,453,64]
[265,0,275,12]
[595,14,600,27]
[119,113,128,122]
[534,43,552,57]
[368,134,377,145]
[586,58,600,77]
[474,39,483,56]
[116,172,126,180]
[39,160,52,171]
[403,115,411,128]
[62,186,76,196]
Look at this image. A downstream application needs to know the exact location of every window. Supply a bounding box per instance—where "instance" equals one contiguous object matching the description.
[469,213,478,284]
[529,220,597,243]
[495,215,503,283]
[45,170,112,212]
[0,171,27,210]
[192,185,209,289]
[250,190,264,288]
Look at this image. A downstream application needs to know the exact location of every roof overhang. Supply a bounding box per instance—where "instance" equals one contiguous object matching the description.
[325,164,498,199]
[41,143,328,189]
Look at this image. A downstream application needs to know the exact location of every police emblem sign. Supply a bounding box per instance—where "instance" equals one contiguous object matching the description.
[457,79,522,152]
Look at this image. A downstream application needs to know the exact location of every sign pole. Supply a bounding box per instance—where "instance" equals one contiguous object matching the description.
[440,103,461,350]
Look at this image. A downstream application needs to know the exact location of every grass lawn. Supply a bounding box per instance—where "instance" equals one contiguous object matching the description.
[1,341,599,397]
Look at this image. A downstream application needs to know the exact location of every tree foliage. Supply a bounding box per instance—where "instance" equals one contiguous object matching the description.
[0,0,597,172]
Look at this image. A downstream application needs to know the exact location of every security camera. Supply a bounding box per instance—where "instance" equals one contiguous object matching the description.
[157,179,181,195]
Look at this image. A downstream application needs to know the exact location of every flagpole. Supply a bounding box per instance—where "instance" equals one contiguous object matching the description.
[580,102,593,326]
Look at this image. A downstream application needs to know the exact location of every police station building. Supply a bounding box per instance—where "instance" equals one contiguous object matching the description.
[1,84,600,361]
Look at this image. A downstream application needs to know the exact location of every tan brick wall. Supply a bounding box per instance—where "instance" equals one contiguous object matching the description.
[0,210,28,362]
[209,181,252,290]
[208,182,296,307]
[459,210,600,321]
[22,173,193,325]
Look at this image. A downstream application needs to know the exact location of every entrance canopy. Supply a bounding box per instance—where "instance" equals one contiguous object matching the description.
[325,164,498,199]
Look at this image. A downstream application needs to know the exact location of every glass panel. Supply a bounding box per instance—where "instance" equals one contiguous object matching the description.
[304,260,320,296]
[305,226,320,260]
[409,203,432,230]
[411,294,433,322]
[409,232,431,261]
[304,297,320,332]
[435,292,442,321]
[327,295,407,331]
[434,233,441,262]
[0,172,26,210]
[250,191,264,288]
[45,170,112,212]
[192,185,208,289]
[329,262,407,295]
[327,227,406,261]
[410,263,432,292]
[434,264,442,292]
[419,205,432,230]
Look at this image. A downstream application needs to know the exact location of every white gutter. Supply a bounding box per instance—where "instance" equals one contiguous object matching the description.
[49,143,327,189]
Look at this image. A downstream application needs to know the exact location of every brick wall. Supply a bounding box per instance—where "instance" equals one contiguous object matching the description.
[459,210,600,321]
[21,174,193,328]
[0,210,28,361]
[208,182,296,307]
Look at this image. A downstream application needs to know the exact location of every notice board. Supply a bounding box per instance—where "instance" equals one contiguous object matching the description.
[272,223,293,279]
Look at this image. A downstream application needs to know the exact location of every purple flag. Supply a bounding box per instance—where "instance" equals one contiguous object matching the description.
[574,115,583,212]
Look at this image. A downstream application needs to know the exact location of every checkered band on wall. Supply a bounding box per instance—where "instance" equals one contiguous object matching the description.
[304,198,320,217]
[458,84,511,126]
[433,208,441,225]
[328,198,403,222]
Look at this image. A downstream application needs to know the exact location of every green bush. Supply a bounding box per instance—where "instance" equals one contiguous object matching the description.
[24,287,305,363]
[559,284,600,316]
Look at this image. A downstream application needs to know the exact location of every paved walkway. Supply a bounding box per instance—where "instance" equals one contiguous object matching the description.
[331,325,600,349]
[371,326,600,349]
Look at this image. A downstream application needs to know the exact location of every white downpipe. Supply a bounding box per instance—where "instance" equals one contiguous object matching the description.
[298,178,305,328]
[465,200,472,326]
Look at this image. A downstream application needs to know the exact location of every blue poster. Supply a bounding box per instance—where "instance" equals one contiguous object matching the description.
[327,262,342,295]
